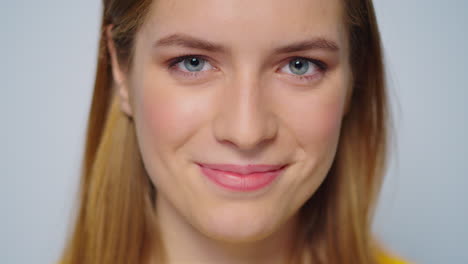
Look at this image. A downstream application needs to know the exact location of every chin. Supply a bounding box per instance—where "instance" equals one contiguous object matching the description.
[193,204,281,244]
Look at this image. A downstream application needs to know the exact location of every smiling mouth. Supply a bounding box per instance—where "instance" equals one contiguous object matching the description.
[197,163,288,192]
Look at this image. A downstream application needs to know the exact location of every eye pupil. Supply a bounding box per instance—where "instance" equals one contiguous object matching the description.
[289,58,309,75]
[184,57,204,72]
[189,58,200,66]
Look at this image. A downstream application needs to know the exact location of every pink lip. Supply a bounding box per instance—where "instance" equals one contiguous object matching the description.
[197,163,287,192]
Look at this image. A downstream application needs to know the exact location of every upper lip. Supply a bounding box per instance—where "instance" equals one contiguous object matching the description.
[197,163,286,175]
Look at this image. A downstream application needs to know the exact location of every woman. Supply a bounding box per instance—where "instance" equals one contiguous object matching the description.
[61,0,409,263]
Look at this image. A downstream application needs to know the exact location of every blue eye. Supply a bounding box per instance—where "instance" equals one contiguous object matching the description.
[280,57,325,78]
[289,58,310,75]
[183,57,205,72]
[172,56,214,72]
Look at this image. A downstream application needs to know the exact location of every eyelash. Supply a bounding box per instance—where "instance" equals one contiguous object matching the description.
[167,54,328,82]
[168,55,214,79]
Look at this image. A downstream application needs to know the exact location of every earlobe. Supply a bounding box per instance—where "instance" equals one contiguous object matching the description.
[105,25,133,117]
[118,84,133,118]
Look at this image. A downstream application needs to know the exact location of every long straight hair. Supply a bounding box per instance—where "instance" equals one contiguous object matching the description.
[61,0,389,263]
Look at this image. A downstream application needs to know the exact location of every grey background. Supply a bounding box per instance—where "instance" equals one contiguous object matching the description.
[1,0,467,263]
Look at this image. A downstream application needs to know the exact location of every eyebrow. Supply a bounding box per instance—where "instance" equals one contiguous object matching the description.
[274,38,339,53]
[155,33,226,52]
[153,33,340,53]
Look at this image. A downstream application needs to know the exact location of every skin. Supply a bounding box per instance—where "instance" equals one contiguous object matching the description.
[108,0,352,263]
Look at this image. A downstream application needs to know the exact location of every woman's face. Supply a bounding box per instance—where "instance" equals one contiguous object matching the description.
[119,0,350,242]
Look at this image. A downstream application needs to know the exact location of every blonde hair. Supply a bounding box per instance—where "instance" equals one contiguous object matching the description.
[61,0,390,263]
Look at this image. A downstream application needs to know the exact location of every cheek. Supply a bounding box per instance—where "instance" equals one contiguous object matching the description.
[276,88,346,211]
[140,96,184,144]
[133,83,201,152]
[303,101,343,145]
[131,79,207,197]
[281,90,345,153]
[128,70,201,189]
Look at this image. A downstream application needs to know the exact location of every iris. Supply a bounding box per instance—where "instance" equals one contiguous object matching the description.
[289,58,309,75]
[183,57,205,72]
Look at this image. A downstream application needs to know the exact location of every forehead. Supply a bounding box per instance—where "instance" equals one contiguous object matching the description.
[140,0,345,52]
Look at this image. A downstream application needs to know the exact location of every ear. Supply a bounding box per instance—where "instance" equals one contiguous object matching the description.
[106,25,133,117]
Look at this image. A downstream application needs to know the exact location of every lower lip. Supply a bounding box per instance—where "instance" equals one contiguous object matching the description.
[198,165,285,192]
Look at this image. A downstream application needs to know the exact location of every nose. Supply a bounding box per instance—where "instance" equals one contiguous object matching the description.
[213,74,278,152]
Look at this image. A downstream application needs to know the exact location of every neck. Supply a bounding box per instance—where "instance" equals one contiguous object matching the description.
[151,197,301,264]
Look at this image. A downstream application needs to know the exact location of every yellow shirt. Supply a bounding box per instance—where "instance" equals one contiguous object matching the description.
[378,253,412,264]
